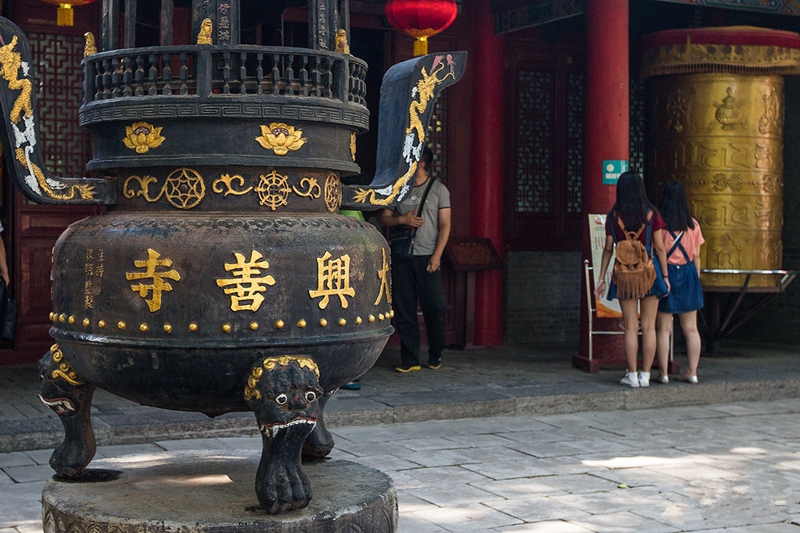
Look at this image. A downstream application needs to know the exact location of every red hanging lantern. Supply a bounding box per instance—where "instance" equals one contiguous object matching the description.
[385,0,458,57]
[40,0,96,27]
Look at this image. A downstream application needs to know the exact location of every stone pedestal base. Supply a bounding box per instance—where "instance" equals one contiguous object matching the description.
[42,450,397,533]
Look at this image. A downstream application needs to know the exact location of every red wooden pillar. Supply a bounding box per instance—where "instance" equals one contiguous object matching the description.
[576,0,629,370]
[469,0,505,346]
[584,0,628,212]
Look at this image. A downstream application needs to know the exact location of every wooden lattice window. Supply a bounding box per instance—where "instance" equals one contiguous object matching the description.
[515,69,555,213]
[426,92,449,186]
[630,76,647,177]
[29,32,91,179]
[507,42,584,251]
[566,72,584,214]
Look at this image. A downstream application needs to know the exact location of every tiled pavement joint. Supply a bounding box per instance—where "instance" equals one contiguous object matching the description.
[3,346,800,454]
[4,344,800,533]
[4,378,800,454]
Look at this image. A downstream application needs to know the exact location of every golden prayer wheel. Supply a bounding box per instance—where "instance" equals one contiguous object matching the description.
[642,27,800,289]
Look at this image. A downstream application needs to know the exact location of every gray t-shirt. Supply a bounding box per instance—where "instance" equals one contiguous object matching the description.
[395,179,450,256]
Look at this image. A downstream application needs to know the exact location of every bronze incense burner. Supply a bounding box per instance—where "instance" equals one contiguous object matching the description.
[0,0,464,514]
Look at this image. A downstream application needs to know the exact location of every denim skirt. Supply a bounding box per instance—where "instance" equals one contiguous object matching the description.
[658,262,704,314]
[607,263,669,300]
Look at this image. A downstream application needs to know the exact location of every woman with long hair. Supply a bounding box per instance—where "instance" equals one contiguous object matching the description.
[595,172,670,388]
[655,180,704,384]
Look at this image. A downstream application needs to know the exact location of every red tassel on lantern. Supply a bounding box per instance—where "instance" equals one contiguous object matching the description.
[385,0,458,56]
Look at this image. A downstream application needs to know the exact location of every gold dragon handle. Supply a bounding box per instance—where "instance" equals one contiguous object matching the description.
[341,52,467,210]
[0,18,116,205]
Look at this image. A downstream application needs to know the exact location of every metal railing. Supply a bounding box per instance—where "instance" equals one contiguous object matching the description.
[701,269,798,344]
[701,269,797,292]
[83,45,367,106]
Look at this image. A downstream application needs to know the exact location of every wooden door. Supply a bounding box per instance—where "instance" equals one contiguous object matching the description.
[506,39,585,252]
[10,198,97,361]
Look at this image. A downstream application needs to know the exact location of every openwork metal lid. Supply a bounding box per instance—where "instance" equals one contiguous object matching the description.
[641,26,800,78]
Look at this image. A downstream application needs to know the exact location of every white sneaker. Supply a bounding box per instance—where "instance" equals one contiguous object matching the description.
[620,372,640,388]
[638,371,650,388]
[656,374,669,384]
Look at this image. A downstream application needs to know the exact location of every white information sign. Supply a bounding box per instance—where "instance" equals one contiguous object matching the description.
[589,213,622,318]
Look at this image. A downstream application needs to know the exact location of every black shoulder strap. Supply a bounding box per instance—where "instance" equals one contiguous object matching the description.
[667,230,691,262]
[408,178,436,236]
[415,178,436,217]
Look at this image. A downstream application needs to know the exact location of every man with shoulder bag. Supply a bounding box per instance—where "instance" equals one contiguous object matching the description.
[380,148,451,373]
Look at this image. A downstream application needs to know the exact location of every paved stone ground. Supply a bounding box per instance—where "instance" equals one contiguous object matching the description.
[3,398,800,532]
[3,344,800,453]
[3,343,800,531]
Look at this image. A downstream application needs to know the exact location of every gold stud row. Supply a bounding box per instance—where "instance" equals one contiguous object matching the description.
[49,309,395,333]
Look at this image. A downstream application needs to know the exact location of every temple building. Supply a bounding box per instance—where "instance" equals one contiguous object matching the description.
[2,0,800,364]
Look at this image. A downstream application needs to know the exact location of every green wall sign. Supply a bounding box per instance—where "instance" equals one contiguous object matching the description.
[602,160,628,185]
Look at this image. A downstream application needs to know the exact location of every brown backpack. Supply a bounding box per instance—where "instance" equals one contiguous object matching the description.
[612,212,656,299]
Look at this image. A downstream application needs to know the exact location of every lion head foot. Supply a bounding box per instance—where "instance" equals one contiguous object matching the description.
[244,355,323,513]
[37,344,96,478]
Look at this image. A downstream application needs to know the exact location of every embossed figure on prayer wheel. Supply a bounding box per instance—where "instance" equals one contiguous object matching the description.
[0,0,464,520]
[642,27,800,289]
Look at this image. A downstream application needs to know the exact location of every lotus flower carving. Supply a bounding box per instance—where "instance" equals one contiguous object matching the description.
[123,122,165,154]
[255,122,306,155]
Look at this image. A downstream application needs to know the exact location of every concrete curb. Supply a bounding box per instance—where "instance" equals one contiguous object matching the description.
[5,377,799,454]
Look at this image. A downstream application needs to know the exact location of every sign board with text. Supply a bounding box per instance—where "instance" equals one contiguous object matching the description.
[589,213,622,318]
[602,160,628,185]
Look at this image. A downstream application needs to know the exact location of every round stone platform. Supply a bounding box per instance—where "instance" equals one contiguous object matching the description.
[42,450,397,533]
